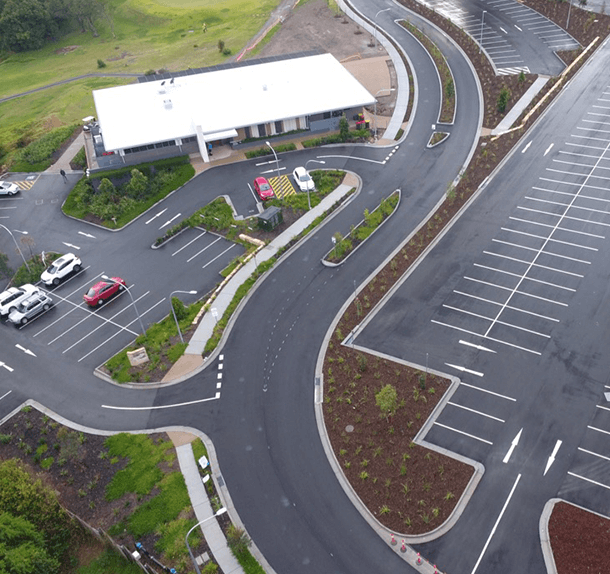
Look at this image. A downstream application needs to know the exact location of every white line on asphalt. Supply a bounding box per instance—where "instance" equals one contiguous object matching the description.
[514,25,522,31]
[492,239,591,265]
[532,186,610,206]
[525,195,610,216]
[78,297,166,362]
[172,230,207,256]
[202,244,236,269]
[578,447,610,463]
[434,422,493,445]
[78,231,96,239]
[460,381,516,401]
[15,344,36,357]
[500,226,598,251]
[474,262,576,291]
[464,276,569,306]
[448,401,505,422]
[554,158,610,171]
[482,250,584,278]
[444,363,484,376]
[522,141,532,153]
[62,241,80,250]
[261,167,286,175]
[544,143,554,156]
[503,429,522,463]
[500,27,507,33]
[0,390,12,401]
[454,289,560,322]
[588,425,610,436]
[0,206,17,210]
[431,320,542,355]
[159,213,181,230]
[187,236,222,263]
[459,340,496,353]
[517,205,610,229]
[145,208,167,225]
[509,216,604,239]
[317,154,386,165]
[539,177,610,193]
[102,394,220,410]
[544,440,562,475]
[596,404,610,412]
[567,472,610,490]
[471,474,521,574]
[255,160,279,166]
[0,362,14,373]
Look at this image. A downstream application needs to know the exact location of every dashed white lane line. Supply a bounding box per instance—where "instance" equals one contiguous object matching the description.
[434,422,493,445]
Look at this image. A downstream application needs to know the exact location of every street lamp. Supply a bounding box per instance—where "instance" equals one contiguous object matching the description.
[480,10,487,54]
[304,159,326,210]
[265,141,281,183]
[185,508,228,574]
[373,88,395,141]
[374,8,391,52]
[101,275,144,335]
[170,289,197,343]
[566,0,572,29]
[0,224,30,272]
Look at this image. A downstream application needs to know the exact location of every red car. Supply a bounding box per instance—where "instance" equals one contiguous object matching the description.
[253,177,275,201]
[84,277,126,307]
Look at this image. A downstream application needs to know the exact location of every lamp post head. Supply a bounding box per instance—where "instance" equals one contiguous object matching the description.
[215,507,227,516]
[188,290,197,295]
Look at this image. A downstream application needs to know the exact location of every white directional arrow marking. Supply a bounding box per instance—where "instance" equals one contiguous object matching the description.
[544,440,562,475]
[459,340,497,353]
[15,344,36,357]
[62,242,80,250]
[145,208,167,225]
[503,429,522,463]
[544,143,554,156]
[78,231,96,239]
[604,392,610,402]
[445,363,483,377]
[159,213,181,229]
[0,362,14,373]
[521,141,532,153]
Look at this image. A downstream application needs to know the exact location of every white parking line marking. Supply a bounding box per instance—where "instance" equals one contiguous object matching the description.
[532,187,610,206]
[448,401,505,422]
[503,429,522,463]
[187,236,222,263]
[459,340,496,353]
[509,216,604,239]
[500,227,598,251]
[482,250,584,277]
[517,206,610,229]
[445,363,484,377]
[172,230,207,256]
[473,263,577,291]
[471,474,521,574]
[567,472,610,490]
[492,239,591,265]
[596,404,610,412]
[578,447,610,463]
[464,276,569,306]
[460,381,516,401]
[588,425,610,435]
[202,244,236,269]
[434,422,493,445]
[0,390,12,401]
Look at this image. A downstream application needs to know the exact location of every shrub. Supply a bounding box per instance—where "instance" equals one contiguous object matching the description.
[12,125,77,171]
[97,59,107,68]
[497,86,511,113]
[375,384,398,420]
[227,525,251,555]
[71,146,87,168]
[218,39,225,52]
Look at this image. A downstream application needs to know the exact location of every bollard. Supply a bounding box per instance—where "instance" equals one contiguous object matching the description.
[400,539,406,553]
[417,552,422,565]
[433,565,437,574]
[391,534,397,546]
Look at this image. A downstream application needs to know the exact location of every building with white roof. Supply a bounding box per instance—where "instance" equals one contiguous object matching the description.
[91,51,375,166]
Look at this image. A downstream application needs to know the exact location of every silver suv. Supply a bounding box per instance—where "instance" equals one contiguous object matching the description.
[0,284,38,317]
[8,291,53,325]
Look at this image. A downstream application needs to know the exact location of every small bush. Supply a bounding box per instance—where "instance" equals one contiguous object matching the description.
[227,525,251,555]
[97,59,107,68]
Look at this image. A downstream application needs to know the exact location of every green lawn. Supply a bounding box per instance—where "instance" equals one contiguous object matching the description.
[0,0,281,159]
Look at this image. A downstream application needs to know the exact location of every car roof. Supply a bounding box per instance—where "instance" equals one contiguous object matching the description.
[53,253,75,264]
[294,166,306,175]
[1,287,20,296]
[254,176,269,184]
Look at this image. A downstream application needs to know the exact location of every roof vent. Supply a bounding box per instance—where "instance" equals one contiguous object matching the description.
[164,99,172,109]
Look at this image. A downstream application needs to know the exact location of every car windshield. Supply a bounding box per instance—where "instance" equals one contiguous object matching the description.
[299,173,311,182]
[260,183,271,191]
[46,264,58,275]
[86,287,98,297]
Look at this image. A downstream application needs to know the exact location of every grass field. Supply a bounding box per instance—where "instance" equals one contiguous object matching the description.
[0,0,281,161]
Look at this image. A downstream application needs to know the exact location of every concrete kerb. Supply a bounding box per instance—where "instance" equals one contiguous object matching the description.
[338,0,410,142]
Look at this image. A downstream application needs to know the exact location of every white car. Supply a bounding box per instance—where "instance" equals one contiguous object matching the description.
[292,166,315,192]
[0,284,38,317]
[0,181,19,196]
[40,253,82,286]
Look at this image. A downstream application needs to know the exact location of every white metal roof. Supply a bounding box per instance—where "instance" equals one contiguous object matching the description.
[93,53,375,151]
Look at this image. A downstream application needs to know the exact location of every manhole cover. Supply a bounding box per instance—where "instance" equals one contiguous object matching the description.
[345,425,354,433]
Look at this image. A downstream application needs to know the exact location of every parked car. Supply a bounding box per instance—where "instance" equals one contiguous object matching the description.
[0,284,38,318]
[83,277,126,307]
[292,166,315,192]
[40,253,82,286]
[0,181,19,196]
[8,291,53,325]
[253,177,275,201]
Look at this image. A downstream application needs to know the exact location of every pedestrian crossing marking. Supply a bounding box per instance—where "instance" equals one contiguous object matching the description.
[269,175,295,199]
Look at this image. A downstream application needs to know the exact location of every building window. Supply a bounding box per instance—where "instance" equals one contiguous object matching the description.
[323,111,331,120]
[274,120,283,134]
[258,123,267,137]
[245,126,251,139]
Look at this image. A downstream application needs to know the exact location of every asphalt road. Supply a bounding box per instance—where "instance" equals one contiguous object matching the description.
[2,1,606,573]
[357,35,610,573]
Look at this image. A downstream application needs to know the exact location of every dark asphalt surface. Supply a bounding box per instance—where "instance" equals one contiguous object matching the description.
[2,1,606,573]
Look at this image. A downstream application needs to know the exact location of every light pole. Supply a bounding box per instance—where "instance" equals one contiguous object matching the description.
[374,8,391,52]
[185,508,227,574]
[0,224,30,272]
[566,0,572,29]
[170,290,197,343]
[102,275,144,335]
[480,10,487,54]
[304,159,326,210]
[265,141,281,182]
[373,88,395,141]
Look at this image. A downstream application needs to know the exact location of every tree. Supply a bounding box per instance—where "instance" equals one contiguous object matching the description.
[497,86,511,114]
[375,384,397,420]
[0,252,13,281]
[0,0,58,52]
[98,177,116,196]
[0,513,60,574]
[125,168,148,199]
[339,114,349,141]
